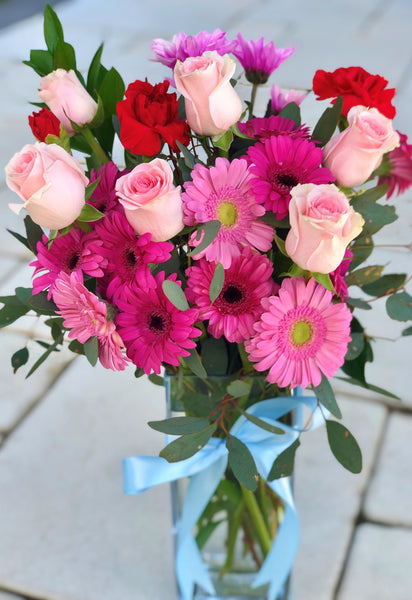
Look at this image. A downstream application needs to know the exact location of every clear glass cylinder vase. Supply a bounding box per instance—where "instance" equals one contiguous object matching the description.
[165,372,292,600]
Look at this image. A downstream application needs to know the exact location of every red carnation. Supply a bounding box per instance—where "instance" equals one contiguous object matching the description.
[312,66,396,119]
[116,79,190,156]
[28,107,61,141]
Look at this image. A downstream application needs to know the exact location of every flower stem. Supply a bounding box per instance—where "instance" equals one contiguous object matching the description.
[221,498,245,576]
[248,83,259,119]
[241,483,272,557]
[81,127,110,164]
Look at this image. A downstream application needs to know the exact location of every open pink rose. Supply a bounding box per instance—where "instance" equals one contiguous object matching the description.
[285,183,364,274]
[323,105,400,188]
[115,158,183,241]
[5,142,88,229]
[174,51,242,137]
[38,69,98,136]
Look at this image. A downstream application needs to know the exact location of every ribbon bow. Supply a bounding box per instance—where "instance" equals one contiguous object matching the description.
[123,390,322,600]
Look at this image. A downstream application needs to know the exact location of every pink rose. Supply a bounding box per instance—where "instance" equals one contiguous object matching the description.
[323,105,400,187]
[38,69,98,136]
[174,51,243,137]
[115,158,183,242]
[285,183,364,274]
[5,142,88,230]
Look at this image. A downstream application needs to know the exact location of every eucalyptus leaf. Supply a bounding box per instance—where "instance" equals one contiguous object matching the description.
[149,416,210,435]
[24,215,44,254]
[162,280,189,311]
[227,380,251,398]
[313,374,342,419]
[226,435,258,491]
[176,141,196,169]
[267,438,300,480]
[84,337,99,366]
[402,326,412,336]
[346,297,372,310]
[345,332,365,361]
[361,273,406,297]
[386,291,412,322]
[189,221,221,257]
[279,102,301,126]
[345,265,384,288]
[68,339,85,355]
[183,348,207,379]
[326,420,362,474]
[337,376,400,400]
[209,262,225,304]
[160,423,217,463]
[201,337,228,375]
[351,184,389,205]
[238,408,285,435]
[148,373,164,386]
[26,340,59,378]
[11,347,29,373]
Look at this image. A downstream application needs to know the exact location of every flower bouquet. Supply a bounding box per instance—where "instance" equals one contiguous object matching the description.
[2,5,412,600]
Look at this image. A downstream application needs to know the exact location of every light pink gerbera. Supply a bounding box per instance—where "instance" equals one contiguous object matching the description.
[93,211,173,302]
[186,247,277,343]
[182,157,273,269]
[247,136,334,220]
[233,34,294,84]
[238,115,310,141]
[378,131,412,198]
[52,271,128,371]
[270,85,307,114]
[115,272,201,375]
[245,277,352,388]
[31,229,107,299]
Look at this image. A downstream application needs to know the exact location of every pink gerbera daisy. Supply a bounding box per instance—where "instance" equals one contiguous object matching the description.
[247,136,334,220]
[245,277,352,388]
[270,85,307,114]
[31,229,107,299]
[238,115,310,141]
[378,131,412,198]
[52,271,128,371]
[233,34,294,84]
[115,272,201,375]
[186,247,277,343]
[182,157,273,268]
[93,211,173,302]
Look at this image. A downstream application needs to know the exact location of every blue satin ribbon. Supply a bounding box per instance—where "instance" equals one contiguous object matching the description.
[123,390,322,600]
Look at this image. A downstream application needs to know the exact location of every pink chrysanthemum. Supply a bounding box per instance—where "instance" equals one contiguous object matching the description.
[233,34,294,84]
[115,272,201,375]
[330,249,353,301]
[31,229,107,299]
[93,211,173,302]
[52,271,128,371]
[182,157,273,269]
[245,277,352,388]
[88,161,124,217]
[151,29,236,70]
[378,131,412,198]
[238,115,310,141]
[247,136,334,220]
[270,85,307,114]
[186,247,277,343]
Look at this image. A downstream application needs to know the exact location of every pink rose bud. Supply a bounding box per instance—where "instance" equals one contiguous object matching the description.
[38,69,98,136]
[174,51,243,137]
[5,142,88,230]
[285,183,364,274]
[323,105,400,188]
[115,158,184,242]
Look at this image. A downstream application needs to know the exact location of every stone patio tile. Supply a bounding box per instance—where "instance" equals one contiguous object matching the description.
[364,412,412,526]
[293,395,387,600]
[337,523,412,600]
[0,257,25,286]
[0,592,27,600]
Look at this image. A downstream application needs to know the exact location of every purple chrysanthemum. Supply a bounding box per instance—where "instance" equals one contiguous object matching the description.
[238,115,310,141]
[247,136,334,219]
[31,229,107,299]
[182,157,273,269]
[378,131,412,198]
[151,29,236,70]
[233,34,294,84]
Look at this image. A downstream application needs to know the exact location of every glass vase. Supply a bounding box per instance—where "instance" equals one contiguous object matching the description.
[165,372,292,600]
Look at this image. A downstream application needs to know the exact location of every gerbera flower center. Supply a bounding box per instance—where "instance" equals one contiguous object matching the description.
[125,248,137,268]
[222,284,243,304]
[291,320,312,345]
[148,311,169,333]
[218,201,237,226]
[67,251,81,271]
[273,172,299,189]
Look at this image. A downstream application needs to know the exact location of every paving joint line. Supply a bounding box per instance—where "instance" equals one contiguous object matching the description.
[355,0,392,33]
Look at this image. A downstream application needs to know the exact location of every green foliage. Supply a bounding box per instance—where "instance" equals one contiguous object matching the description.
[43,4,64,54]
[361,274,406,297]
[201,337,228,375]
[311,271,335,293]
[268,439,300,480]
[346,297,372,311]
[312,96,343,146]
[345,332,365,361]
[76,204,105,222]
[213,129,234,152]
[149,416,210,435]
[11,348,29,373]
[237,408,285,435]
[209,262,225,304]
[162,280,189,311]
[326,420,362,473]
[386,291,412,321]
[313,374,342,419]
[341,317,372,385]
[189,221,221,257]
[160,423,217,462]
[182,348,207,379]
[24,216,44,254]
[148,373,164,386]
[345,265,384,288]
[227,380,251,398]
[279,102,301,126]
[227,435,258,491]
[84,337,99,366]
[176,141,196,169]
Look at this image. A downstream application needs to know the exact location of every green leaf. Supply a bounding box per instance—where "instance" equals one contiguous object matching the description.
[402,326,412,336]
[238,408,285,435]
[26,340,59,378]
[162,280,189,311]
[345,265,385,288]
[84,337,98,366]
[273,232,288,257]
[43,4,64,54]
[326,420,362,474]
[176,141,195,169]
[24,215,44,254]
[28,49,53,76]
[189,221,221,257]
[53,40,76,71]
[6,229,30,251]
[354,201,397,234]
[349,232,374,270]
[201,337,228,375]
[279,102,301,126]
[268,438,300,480]
[361,273,406,297]
[209,262,225,304]
[149,416,210,435]
[98,67,125,115]
[87,43,105,95]
[196,519,223,550]
[213,129,233,152]
[227,380,251,398]
[346,297,372,310]
[76,203,105,222]
[11,347,29,373]
[351,184,389,205]
[50,319,64,343]
[183,347,207,379]
[85,175,102,202]
[226,435,258,491]
[311,271,336,293]
[19,289,57,316]
[68,339,85,355]
[345,332,365,361]
[160,423,217,462]
[148,373,164,386]
[337,376,400,400]
[313,374,342,418]
[386,291,412,322]
[312,96,343,146]
[0,295,30,328]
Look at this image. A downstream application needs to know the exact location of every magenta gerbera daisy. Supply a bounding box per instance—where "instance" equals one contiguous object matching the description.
[182,157,273,268]
[238,115,310,141]
[52,271,128,371]
[93,211,173,302]
[233,34,294,84]
[378,131,412,198]
[186,247,277,343]
[115,272,201,375]
[245,277,352,388]
[31,229,107,299]
[247,136,334,220]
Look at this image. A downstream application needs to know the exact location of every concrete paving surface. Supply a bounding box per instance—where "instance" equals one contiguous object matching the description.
[0,1,411,599]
